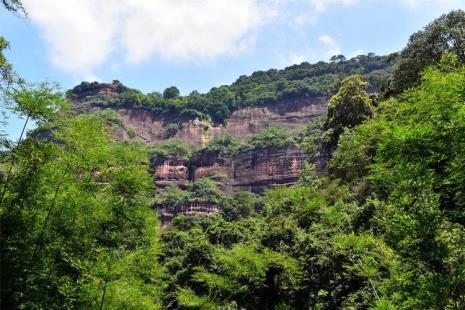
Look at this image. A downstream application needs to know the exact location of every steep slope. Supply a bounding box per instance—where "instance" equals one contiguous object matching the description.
[75,94,327,147]
[67,54,393,147]
[153,145,309,194]
[67,54,394,220]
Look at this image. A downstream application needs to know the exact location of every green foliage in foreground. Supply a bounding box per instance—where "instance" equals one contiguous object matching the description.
[158,56,465,309]
[1,87,164,309]
[2,4,464,306]
[331,52,465,308]
[0,37,12,87]
[1,0,26,14]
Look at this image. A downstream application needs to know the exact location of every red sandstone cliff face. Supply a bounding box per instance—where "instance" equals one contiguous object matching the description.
[214,97,327,139]
[153,146,309,194]
[72,84,326,221]
[94,97,327,147]
[70,83,327,224]
[230,147,308,193]
[71,81,327,147]
[151,155,189,189]
[156,202,219,227]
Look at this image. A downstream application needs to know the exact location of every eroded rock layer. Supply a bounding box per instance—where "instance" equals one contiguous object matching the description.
[153,146,309,194]
[71,82,326,222]
[151,155,189,189]
[89,97,327,147]
[156,202,219,227]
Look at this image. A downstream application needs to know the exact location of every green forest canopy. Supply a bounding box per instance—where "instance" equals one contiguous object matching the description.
[157,51,465,310]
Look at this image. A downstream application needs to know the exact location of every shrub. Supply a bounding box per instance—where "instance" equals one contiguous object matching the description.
[149,140,190,159]
[243,127,294,151]
[164,123,179,138]
[94,109,123,127]
[127,127,136,138]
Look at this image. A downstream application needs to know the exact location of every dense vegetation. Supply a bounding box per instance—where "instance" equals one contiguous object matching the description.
[157,178,227,208]
[1,86,165,308]
[68,54,393,124]
[155,50,465,310]
[322,75,373,150]
[392,10,465,94]
[1,4,465,309]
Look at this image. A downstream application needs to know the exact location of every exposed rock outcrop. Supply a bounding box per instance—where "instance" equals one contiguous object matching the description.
[70,81,327,223]
[152,146,309,225]
[156,202,219,227]
[151,155,189,189]
[69,80,327,147]
[230,147,308,193]
[153,146,309,194]
[84,97,327,147]
[70,80,126,103]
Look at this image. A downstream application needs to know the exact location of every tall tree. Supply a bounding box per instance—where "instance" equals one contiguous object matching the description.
[163,86,180,99]
[392,9,465,94]
[331,52,465,309]
[1,89,163,308]
[0,0,25,142]
[323,75,373,150]
[0,37,12,86]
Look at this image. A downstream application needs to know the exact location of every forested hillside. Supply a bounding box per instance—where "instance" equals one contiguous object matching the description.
[1,3,465,309]
[68,53,393,124]
[156,50,465,309]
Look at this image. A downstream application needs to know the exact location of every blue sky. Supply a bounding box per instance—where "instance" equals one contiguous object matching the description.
[2,0,465,138]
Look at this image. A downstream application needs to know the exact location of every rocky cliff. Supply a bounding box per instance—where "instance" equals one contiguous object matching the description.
[92,97,327,147]
[70,80,327,222]
[152,146,309,194]
[70,81,327,147]
[151,155,189,189]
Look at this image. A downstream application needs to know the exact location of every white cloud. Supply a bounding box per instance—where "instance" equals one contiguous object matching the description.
[22,0,461,79]
[318,34,341,58]
[22,0,270,78]
[403,0,465,9]
[311,0,361,13]
[121,0,262,64]
[288,34,341,64]
[23,0,120,78]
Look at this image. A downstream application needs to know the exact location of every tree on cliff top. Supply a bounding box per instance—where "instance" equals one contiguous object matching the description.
[163,86,180,99]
